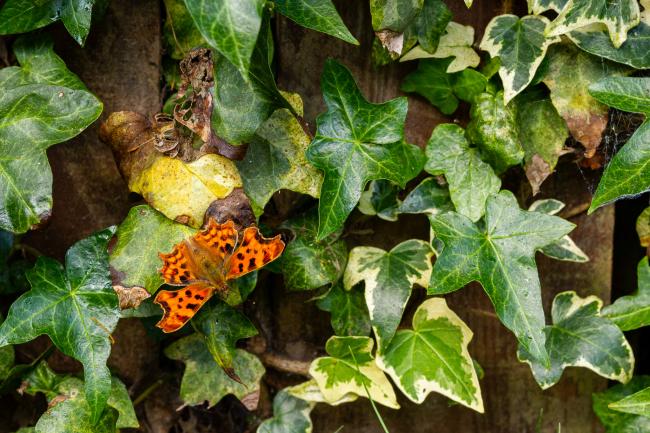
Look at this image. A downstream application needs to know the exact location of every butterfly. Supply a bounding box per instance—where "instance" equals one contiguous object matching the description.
[154,219,285,332]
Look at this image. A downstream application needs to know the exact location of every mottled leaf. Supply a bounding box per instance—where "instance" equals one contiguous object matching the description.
[637,206,650,247]
[316,283,371,337]
[344,240,433,351]
[593,377,650,433]
[258,390,314,433]
[602,257,650,331]
[274,0,357,45]
[377,297,483,412]
[429,190,575,364]
[528,0,568,14]
[309,336,399,409]
[519,291,634,389]
[0,229,120,422]
[588,77,650,212]
[370,0,422,32]
[163,0,208,60]
[425,123,501,222]
[165,333,265,407]
[480,15,560,103]
[306,59,424,240]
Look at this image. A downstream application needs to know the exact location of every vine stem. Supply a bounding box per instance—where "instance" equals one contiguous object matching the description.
[133,379,164,406]
[245,337,311,376]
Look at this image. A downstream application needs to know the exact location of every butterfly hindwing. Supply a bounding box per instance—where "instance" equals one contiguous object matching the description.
[226,226,285,280]
[154,283,214,333]
[159,242,200,286]
[193,219,238,263]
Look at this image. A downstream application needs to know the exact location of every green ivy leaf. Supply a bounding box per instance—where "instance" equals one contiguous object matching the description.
[344,240,433,351]
[377,297,483,412]
[466,91,523,173]
[106,377,139,429]
[528,199,589,262]
[588,77,650,212]
[183,0,264,75]
[278,209,347,291]
[192,300,258,381]
[401,58,486,114]
[370,0,422,32]
[609,386,650,418]
[309,336,399,409]
[593,377,650,433]
[274,0,357,45]
[479,15,560,103]
[519,291,634,389]
[316,283,371,337]
[0,36,103,234]
[165,333,265,407]
[546,0,640,48]
[163,0,208,60]
[0,228,120,423]
[425,124,501,222]
[602,257,650,331]
[22,361,68,401]
[109,205,194,294]
[306,59,424,240]
[258,390,314,433]
[0,315,13,383]
[638,206,650,247]
[429,190,575,365]
[358,180,401,221]
[237,106,322,216]
[0,0,99,45]
[401,22,480,73]
[516,93,569,194]
[542,43,628,158]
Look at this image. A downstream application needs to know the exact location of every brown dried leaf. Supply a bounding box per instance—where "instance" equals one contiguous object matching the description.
[174,48,214,144]
[376,30,404,58]
[113,285,151,310]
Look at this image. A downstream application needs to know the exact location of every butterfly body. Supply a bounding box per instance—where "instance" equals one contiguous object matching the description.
[154,219,284,333]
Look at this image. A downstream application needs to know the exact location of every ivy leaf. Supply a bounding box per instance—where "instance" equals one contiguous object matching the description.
[609,386,650,418]
[278,210,347,291]
[569,22,650,70]
[425,124,501,222]
[546,0,640,48]
[528,199,589,262]
[466,91,524,173]
[401,22,480,73]
[519,291,634,389]
[285,379,358,406]
[479,15,560,103]
[316,283,371,337]
[0,315,13,383]
[637,206,650,247]
[370,0,422,33]
[237,106,322,216]
[588,77,650,212]
[109,205,193,294]
[257,390,314,433]
[602,257,650,331]
[593,377,650,433]
[165,333,265,408]
[516,94,569,194]
[306,59,424,240]
[0,36,102,234]
[107,378,139,429]
[376,297,483,412]
[542,44,628,158]
[163,0,208,60]
[192,300,258,381]
[344,240,433,351]
[0,228,120,423]
[401,58,486,114]
[183,0,264,76]
[358,180,401,221]
[429,190,575,365]
[527,0,567,14]
[0,0,99,45]
[309,336,399,409]
[274,0,357,45]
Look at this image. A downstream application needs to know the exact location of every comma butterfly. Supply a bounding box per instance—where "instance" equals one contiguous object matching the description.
[154,219,284,332]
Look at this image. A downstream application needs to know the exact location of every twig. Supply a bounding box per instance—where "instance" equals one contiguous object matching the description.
[245,337,312,377]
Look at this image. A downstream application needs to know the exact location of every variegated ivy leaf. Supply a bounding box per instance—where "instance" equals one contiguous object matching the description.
[637,206,650,247]
[527,0,567,14]
[528,199,589,263]
[257,390,314,433]
[309,336,399,409]
[0,228,120,423]
[377,297,483,412]
[479,15,560,103]
[286,379,358,405]
[425,123,501,222]
[588,77,650,212]
[358,180,401,221]
[609,386,650,418]
[401,22,480,73]
[466,91,524,174]
[237,104,323,217]
[518,291,634,390]
[306,59,424,240]
[344,240,433,351]
[602,257,650,331]
[165,333,265,408]
[593,376,650,433]
[546,0,640,48]
[316,283,371,336]
[429,190,575,365]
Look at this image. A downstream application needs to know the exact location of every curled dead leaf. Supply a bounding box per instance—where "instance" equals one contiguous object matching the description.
[47,394,68,409]
[203,188,255,231]
[525,154,552,196]
[564,112,608,158]
[240,389,260,411]
[113,285,151,310]
[376,30,404,58]
[175,48,214,144]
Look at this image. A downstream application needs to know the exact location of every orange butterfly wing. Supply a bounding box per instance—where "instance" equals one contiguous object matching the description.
[154,283,213,333]
[226,226,285,280]
[159,242,200,286]
[193,219,238,262]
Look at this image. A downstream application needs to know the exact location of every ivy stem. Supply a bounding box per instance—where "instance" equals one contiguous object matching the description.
[348,347,390,433]
[132,379,164,407]
[12,243,43,258]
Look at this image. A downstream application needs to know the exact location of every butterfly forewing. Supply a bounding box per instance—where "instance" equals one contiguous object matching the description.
[193,219,238,263]
[159,242,201,285]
